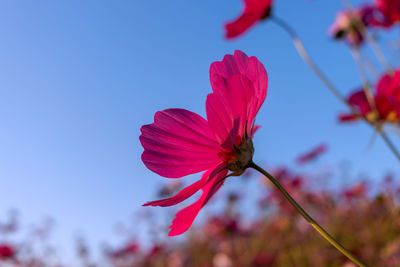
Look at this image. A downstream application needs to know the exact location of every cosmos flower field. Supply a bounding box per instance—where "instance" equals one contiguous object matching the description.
[2,0,400,266]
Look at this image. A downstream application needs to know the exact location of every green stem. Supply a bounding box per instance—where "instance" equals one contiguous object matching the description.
[250,162,368,267]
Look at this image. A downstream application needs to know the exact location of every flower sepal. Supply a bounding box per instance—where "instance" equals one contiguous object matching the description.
[225,135,254,176]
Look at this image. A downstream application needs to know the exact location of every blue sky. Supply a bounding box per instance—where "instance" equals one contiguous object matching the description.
[0,0,398,263]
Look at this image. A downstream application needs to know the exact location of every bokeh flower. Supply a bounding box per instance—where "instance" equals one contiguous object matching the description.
[339,70,400,124]
[374,0,400,27]
[225,0,274,39]
[329,6,375,46]
[140,50,268,236]
[109,240,139,260]
[296,144,327,165]
[0,244,15,260]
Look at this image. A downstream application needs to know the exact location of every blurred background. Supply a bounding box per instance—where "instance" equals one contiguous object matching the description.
[0,0,399,266]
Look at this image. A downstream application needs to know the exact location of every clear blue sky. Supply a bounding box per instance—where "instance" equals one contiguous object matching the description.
[0,0,398,263]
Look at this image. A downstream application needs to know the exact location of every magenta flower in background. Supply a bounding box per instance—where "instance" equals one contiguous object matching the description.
[225,0,274,39]
[296,144,327,165]
[339,70,400,123]
[375,0,400,27]
[375,70,400,102]
[329,6,375,46]
[343,182,367,201]
[0,244,15,260]
[140,50,268,236]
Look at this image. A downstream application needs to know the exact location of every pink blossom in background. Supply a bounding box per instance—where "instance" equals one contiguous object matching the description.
[329,6,375,46]
[146,244,164,258]
[296,144,328,165]
[343,182,367,201]
[140,50,268,236]
[204,216,242,240]
[0,244,15,260]
[109,240,139,259]
[252,252,277,267]
[375,0,400,27]
[225,0,273,39]
[338,90,374,122]
[375,70,400,103]
[339,70,400,124]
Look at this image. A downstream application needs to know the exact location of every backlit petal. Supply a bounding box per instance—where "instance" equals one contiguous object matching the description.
[142,166,222,207]
[206,74,255,148]
[140,109,221,178]
[210,51,268,135]
[168,166,228,236]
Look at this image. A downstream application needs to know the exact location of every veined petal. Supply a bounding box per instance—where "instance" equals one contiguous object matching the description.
[140,109,221,178]
[142,165,223,207]
[168,166,228,236]
[210,51,268,135]
[206,74,255,148]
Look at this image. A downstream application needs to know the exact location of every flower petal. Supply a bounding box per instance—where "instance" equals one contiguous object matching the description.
[225,9,263,39]
[376,70,400,97]
[140,109,221,178]
[348,90,371,115]
[168,166,228,236]
[206,74,255,148]
[210,51,268,135]
[375,0,400,26]
[224,1,273,39]
[142,165,223,207]
[338,113,360,122]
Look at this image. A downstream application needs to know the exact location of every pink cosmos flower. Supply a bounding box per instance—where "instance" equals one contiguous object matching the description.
[140,50,268,236]
[225,0,273,39]
[339,70,400,123]
[329,6,375,46]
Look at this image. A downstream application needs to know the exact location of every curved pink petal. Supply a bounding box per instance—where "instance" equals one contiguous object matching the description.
[206,74,255,147]
[225,0,273,39]
[338,90,371,123]
[210,51,268,135]
[140,109,221,178]
[375,0,400,26]
[225,9,264,39]
[168,166,228,236]
[142,166,222,207]
[348,90,371,116]
[296,144,327,165]
[376,70,400,97]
